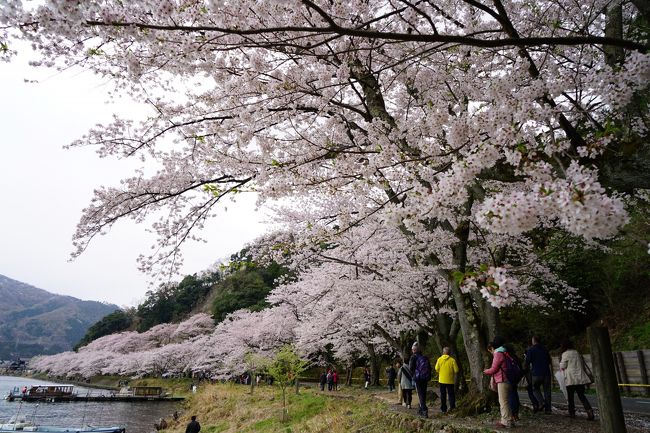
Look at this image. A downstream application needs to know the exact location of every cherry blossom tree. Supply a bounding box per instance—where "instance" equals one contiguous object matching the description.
[30,313,215,378]
[6,0,649,392]
[263,211,581,387]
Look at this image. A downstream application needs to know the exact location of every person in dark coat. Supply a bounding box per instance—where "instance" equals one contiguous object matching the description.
[185,415,200,433]
[409,342,429,418]
[525,335,553,414]
[386,364,397,391]
[363,367,371,389]
[319,370,327,391]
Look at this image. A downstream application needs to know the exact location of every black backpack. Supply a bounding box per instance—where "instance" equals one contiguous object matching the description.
[414,354,432,382]
[503,352,523,385]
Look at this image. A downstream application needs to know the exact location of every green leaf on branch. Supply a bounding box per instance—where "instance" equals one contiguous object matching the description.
[203,184,222,196]
[452,270,465,285]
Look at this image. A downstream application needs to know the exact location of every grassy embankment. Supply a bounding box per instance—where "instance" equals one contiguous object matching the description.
[159,383,489,433]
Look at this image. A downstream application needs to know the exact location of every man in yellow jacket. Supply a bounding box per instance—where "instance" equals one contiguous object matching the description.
[435,347,459,413]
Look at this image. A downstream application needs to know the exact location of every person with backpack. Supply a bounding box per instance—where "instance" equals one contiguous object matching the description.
[484,336,514,429]
[503,344,524,422]
[397,360,414,408]
[409,341,431,418]
[435,347,459,413]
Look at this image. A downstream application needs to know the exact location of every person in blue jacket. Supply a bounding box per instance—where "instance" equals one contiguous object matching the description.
[525,335,553,414]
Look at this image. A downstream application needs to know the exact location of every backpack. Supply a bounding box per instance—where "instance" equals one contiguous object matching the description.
[503,352,523,385]
[414,354,432,382]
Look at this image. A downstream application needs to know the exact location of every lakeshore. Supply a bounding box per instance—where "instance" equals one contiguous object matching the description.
[0,376,181,433]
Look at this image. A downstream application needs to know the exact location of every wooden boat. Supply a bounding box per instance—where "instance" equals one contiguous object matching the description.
[5,385,183,403]
[5,385,76,402]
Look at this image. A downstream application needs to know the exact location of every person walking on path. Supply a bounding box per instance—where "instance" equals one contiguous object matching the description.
[525,335,553,414]
[409,341,431,418]
[319,370,327,391]
[386,364,397,392]
[559,339,595,420]
[395,361,403,404]
[363,367,371,389]
[523,350,540,412]
[484,336,514,429]
[327,369,334,391]
[504,343,523,422]
[398,360,414,408]
[185,416,201,433]
[435,347,459,413]
[332,369,339,391]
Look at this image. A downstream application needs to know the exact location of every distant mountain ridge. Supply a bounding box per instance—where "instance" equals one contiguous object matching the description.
[0,274,119,358]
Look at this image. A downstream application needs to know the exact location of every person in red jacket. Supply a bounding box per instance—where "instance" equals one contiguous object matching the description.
[483,336,513,428]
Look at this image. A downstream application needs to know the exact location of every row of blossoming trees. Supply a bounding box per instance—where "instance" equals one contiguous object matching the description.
[6,0,648,392]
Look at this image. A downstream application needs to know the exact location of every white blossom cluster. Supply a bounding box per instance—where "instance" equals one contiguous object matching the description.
[477,162,628,239]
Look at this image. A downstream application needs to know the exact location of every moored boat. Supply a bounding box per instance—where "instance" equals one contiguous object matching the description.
[5,385,76,402]
[0,416,125,433]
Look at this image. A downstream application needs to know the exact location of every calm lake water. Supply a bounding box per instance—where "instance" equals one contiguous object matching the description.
[0,376,180,433]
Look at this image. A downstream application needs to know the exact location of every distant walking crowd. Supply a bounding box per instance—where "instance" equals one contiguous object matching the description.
[319,368,339,391]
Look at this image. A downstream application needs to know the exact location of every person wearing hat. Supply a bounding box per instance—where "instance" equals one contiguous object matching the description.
[484,336,513,428]
[408,341,431,418]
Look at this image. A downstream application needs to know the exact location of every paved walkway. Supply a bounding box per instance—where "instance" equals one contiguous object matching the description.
[518,391,650,416]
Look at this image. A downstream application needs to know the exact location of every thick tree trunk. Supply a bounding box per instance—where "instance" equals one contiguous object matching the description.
[363,341,382,386]
[345,364,353,386]
[605,2,625,67]
[370,356,381,387]
[449,192,488,393]
[450,280,486,392]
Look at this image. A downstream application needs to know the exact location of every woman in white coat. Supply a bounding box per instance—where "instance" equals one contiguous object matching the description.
[398,359,415,409]
[559,339,594,420]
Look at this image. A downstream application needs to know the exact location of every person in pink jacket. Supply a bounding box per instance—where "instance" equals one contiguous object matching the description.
[483,336,513,428]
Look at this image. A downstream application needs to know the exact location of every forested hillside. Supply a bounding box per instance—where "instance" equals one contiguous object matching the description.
[0,274,118,358]
[75,248,288,350]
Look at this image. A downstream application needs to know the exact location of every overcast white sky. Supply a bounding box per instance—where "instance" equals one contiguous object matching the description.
[0,51,269,307]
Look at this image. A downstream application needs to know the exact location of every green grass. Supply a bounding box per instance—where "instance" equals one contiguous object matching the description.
[158,384,411,433]
[203,421,229,433]
[285,392,328,422]
[613,320,650,351]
